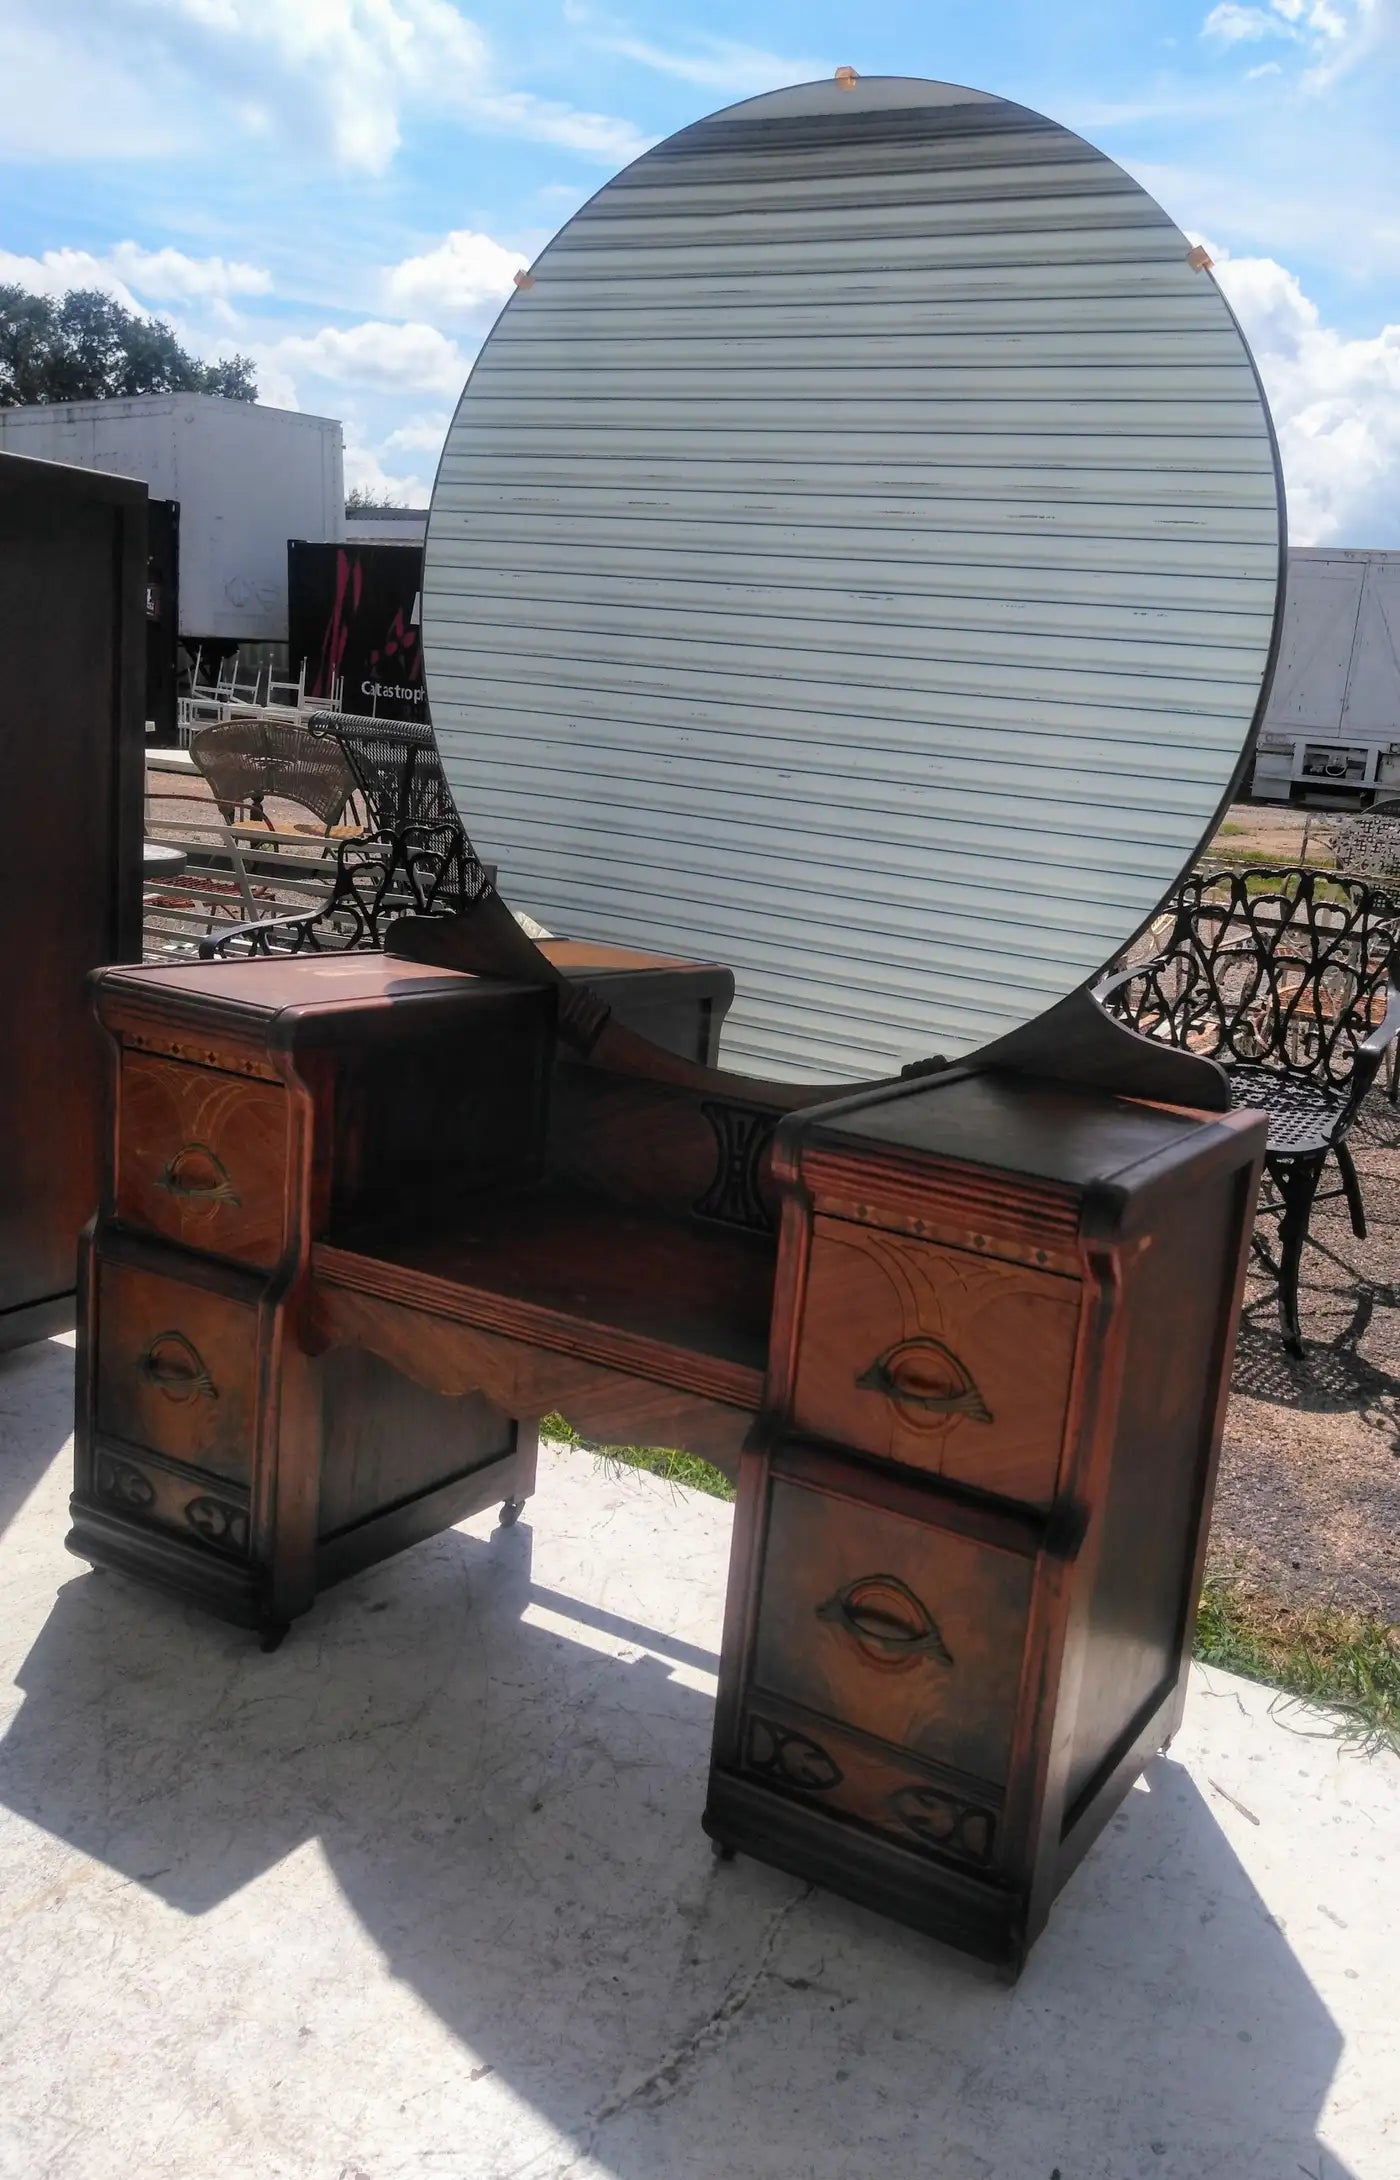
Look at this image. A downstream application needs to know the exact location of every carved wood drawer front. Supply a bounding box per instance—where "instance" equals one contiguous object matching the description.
[95,1260,258,1484]
[116,1052,289,1268]
[751,1476,1032,1785]
[740,1702,1004,1874]
[90,1446,251,1559]
[793,1216,1080,1506]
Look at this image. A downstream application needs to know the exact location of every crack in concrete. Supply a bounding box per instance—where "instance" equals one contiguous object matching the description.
[537,1881,814,2178]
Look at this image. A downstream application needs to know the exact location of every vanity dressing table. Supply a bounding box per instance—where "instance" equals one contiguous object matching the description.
[74,72,1284,1969]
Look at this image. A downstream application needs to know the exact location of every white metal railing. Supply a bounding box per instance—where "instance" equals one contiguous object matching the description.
[142,771,352,961]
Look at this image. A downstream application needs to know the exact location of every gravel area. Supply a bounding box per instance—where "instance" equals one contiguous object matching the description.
[1212,1087,1400,1624]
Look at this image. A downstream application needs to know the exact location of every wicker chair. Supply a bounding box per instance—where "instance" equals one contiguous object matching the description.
[188,717,357,832]
[1097,865,1400,1354]
[305,712,456,832]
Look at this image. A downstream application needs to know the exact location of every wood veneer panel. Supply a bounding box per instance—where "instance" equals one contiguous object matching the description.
[1060,1169,1241,1816]
[793,1216,1079,1505]
[116,1053,289,1267]
[751,1474,1032,1784]
[95,1260,258,1485]
[320,1182,775,1404]
[318,1345,518,1538]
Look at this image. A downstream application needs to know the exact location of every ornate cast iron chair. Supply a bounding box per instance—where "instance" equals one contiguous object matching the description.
[197,821,488,960]
[1096,866,1400,1354]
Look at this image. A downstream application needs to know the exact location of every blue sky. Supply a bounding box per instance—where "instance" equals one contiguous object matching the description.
[2,0,1398,540]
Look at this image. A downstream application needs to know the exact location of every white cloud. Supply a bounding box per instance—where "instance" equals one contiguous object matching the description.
[343,442,432,507]
[1199,237,1400,544]
[1200,0,1394,79]
[0,244,271,310]
[382,415,452,455]
[594,33,829,95]
[266,320,470,397]
[562,4,827,94]
[0,17,191,161]
[0,0,647,176]
[383,231,521,323]
[1203,4,1290,39]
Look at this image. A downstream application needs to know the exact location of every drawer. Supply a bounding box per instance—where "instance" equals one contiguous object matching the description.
[90,1444,250,1559]
[793,1216,1080,1506]
[739,1702,1003,1874]
[750,1474,1032,1785]
[116,1051,289,1267]
[94,1260,259,1484]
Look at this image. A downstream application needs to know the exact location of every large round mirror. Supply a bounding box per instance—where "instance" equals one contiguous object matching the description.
[424,73,1284,1085]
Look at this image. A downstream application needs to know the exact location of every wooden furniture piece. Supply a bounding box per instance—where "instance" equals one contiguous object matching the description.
[73,942,738,1634]
[707,1069,1263,1968]
[0,448,145,1352]
[75,939,1263,1969]
[1097,865,1400,1353]
[71,73,1288,1971]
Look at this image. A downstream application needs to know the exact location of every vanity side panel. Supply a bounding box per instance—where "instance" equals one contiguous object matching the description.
[1059,1153,1259,1821]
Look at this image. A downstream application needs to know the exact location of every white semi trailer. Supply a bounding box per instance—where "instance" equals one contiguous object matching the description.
[0,393,344,645]
[1252,547,1400,802]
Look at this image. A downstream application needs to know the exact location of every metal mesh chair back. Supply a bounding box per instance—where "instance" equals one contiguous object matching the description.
[305,711,456,832]
[1333,800,1400,881]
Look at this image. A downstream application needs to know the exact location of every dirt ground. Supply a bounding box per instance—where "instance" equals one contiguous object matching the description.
[1212,1087,1400,1624]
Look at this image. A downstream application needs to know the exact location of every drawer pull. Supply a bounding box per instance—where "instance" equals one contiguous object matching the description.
[138,1330,218,1404]
[816,1574,954,1667]
[856,1337,992,1424]
[155,1143,241,1207]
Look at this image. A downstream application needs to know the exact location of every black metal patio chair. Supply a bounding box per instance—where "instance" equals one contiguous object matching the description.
[1096,865,1400,1355]
[197,820,489,960]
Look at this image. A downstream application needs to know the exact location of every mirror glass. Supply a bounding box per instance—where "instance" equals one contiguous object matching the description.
[425,74,1283,1084]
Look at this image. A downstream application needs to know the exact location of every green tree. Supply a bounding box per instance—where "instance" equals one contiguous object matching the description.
[0,286,257,406]
[345,485,415,515]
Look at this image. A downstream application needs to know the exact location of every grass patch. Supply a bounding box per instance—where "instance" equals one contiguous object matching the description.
[1195,1574,1400,1753]
[542,1414,735,1501]
[543,1424,1399,1752]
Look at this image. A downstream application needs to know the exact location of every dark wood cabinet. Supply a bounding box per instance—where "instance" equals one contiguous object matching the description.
[0,450,145,1350]
[706,1073,1264,1966]
[73,948,1264,1969]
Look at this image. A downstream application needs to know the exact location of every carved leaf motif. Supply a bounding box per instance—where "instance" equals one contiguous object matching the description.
[889,1784,996,1868]
[746,1714,842,1791]
[96,1457,155,1512]
[184,1496,249,1553]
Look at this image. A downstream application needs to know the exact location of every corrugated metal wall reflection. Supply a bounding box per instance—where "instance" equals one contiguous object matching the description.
[425,77,1282,1083]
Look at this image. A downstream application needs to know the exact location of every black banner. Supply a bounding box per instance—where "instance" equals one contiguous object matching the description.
[287,540,427,722]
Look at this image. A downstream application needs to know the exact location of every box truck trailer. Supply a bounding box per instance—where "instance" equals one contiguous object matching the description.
[1252,548,1400,802]
[0,393,344,647]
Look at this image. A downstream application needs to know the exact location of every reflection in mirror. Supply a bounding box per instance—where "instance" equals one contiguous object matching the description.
[424,74,1283,1084]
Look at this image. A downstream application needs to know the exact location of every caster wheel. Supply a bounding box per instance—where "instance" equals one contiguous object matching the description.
[258,1619,290,1654]
[498,1496,525,1528]
[711,1839,736,1862]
